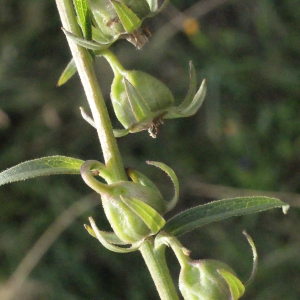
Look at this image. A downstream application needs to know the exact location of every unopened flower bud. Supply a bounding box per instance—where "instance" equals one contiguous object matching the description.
[81,160,179,244]
[156,234,245,300]
[88,0,165,48]
[103,51,206,138]
[179,259,245,300]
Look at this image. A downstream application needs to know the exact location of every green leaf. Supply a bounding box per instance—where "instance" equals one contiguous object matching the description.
[111,0,142,34]
[0,156,84,186]
[163,197,289,237]
[73,0,92,39]
[62,28,110,50]
[57,58,77,86]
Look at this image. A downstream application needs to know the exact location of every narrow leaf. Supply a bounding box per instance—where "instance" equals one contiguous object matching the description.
[62,28,110,50]
[57,59,77,86]
[163,197,289,237]
[73,0,92,39]
[0,156,84,186]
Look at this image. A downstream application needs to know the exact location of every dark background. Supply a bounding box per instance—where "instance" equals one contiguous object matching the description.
[1,0,300,299]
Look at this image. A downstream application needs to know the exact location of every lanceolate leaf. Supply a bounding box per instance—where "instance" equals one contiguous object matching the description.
[163,197,289,237]
[73,0,92,39]
[57,58,77,86]
[0,156,84,186]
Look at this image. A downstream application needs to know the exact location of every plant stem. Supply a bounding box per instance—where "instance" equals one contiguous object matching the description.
[55,0,127,182]
[55,2,179,299]
[140,238,179,300]
[98,49,126,76]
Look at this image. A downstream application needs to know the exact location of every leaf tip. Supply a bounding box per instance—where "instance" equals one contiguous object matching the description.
[282,204,290,214]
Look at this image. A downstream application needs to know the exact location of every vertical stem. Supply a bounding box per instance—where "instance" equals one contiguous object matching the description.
[140,238,179,300]
[55,2,179,299]
[55,0,127,182]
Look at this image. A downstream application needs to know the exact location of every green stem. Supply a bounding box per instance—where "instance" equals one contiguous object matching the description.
[55,0,127,182]
[140,238,180,300]
[98,49,126,76]
[55,2,179,299]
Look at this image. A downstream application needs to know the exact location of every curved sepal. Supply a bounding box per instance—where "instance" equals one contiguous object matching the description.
[126,168,158,190]
[166,78,207,118]
[79,106,130,138]
[120,195,165,235]
[0,156,84,186]
[146,161,179,212]
[84,224,128,245]
[113,128,130,137]
[179,78,207,116]
[80,160,113,186]
[243,231,258,286]
[87,217,144,253]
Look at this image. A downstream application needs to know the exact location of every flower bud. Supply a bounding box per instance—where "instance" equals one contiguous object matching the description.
[111,70,175,137]
[88,0,159,48]
[104,51,206,137]
[81,160,179,244]
[179,259,245,300]
[157,234,245,300]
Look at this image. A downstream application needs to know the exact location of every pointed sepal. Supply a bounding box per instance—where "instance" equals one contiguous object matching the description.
[165,62,207,118]
[87,217,144,253]
[111,0,142,34]
[120,195,166,235]
[146,161,179,212]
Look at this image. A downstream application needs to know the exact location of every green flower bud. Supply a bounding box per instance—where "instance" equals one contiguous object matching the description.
[111,70,174,137]
[156,233,245,300]
[81,160,179,244]
[103,51,206,138]
[179,259,245,300]
[88,0,167,49]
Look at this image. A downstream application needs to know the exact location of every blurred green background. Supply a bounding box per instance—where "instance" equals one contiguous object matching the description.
[1,0,300,299]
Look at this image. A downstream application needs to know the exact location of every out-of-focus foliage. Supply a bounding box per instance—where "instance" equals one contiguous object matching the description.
[1,0,300,299]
